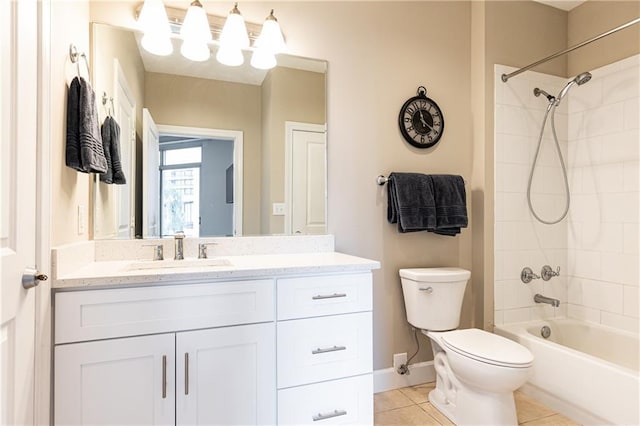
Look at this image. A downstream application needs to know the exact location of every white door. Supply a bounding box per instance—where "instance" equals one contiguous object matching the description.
[0,0,39,424]
[285,123,327,235]
[142,109,160,238]
[54,334,175,426]
[176,323,276,425]
[113,60,136,238]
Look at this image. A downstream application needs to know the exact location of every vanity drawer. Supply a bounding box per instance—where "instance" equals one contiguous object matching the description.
[277,272,372,320]
[277,375,373,425]
[55,279,274,344]
[277,312,372,389]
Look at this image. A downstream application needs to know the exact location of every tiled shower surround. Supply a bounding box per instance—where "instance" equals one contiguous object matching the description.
[494,55,639,334]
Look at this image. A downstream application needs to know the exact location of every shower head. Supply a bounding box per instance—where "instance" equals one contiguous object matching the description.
[556,71,592,104]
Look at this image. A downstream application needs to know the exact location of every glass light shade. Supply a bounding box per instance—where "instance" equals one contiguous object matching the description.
[141,33,173,56]
[180,1,212,44]
[138,0,172,56]
[219,5,250,50]
[250,48,276,70]
[255,11,286,54]
[216,45,244,66]
[180,40,210,62]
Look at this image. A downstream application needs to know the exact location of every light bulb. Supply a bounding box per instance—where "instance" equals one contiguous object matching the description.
[216,45,244,67]
[180,0,212,44]
[137,0,173,56]
[181,40,210,62]
[250,48,276,70]
[219,3,249,50]
[255,10,286,54]
[141,33,173,56]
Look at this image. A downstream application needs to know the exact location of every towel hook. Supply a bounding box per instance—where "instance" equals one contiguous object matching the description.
[102,92,114,116]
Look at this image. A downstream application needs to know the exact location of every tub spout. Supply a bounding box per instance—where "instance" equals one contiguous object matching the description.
[534,294,560,307]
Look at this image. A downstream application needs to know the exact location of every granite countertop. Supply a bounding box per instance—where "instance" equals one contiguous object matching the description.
[53,252,381,290]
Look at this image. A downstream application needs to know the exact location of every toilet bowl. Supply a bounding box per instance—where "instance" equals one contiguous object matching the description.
[399,268,533,425]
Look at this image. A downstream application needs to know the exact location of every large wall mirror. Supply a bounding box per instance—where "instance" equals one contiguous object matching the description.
[91,22,327,239]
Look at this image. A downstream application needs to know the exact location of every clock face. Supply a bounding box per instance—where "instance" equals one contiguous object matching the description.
[398,95,444,149]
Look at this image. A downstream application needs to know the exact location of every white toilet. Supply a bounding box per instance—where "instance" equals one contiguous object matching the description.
[399,267,533,425]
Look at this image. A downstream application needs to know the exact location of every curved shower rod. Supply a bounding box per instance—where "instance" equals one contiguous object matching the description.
[501,17,640,83]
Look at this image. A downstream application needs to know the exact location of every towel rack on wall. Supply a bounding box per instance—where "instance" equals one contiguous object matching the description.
[377,174,467,186]
[69,44,91,83]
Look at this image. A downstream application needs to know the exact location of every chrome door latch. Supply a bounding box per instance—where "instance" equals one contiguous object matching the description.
[22,267,48,289]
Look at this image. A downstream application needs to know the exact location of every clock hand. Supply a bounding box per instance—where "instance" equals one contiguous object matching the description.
[419,110,433,131]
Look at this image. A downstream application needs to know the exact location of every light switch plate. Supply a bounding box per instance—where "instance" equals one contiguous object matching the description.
[272,203,286,216]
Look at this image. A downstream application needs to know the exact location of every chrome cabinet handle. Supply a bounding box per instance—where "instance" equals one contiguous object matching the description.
[313,410,347,421]
[312,293,347,300]
[185,352,189,395]
[312,345,346,355]
[162,355,167,399]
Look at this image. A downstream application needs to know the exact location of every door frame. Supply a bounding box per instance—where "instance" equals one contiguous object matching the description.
[157,125,243,236]
[283,121,327,234]
[35,0,52,424]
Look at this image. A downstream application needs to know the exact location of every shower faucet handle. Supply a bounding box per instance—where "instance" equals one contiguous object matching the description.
[541,265,561,281]
[521,267,540,284]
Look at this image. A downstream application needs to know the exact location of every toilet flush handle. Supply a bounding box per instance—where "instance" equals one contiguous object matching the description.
[419,286,433,293]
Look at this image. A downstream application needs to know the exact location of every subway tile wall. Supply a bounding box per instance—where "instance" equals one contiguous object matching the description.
[494,55,639,333]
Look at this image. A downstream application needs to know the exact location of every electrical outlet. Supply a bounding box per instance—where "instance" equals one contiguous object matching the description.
[393,352,407,370]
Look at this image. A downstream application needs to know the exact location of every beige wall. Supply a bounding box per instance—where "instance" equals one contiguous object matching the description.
[144,72,263,235]
[568,0,640,75]
[261,67,326,234]
[51,1,91,247]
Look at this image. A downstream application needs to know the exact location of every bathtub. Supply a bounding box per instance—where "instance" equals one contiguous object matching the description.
[495,319,639,425]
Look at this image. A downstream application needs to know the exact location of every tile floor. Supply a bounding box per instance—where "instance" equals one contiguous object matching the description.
[374,382,580,425]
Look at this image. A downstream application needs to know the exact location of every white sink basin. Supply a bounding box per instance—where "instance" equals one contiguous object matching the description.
[125,258,232,271]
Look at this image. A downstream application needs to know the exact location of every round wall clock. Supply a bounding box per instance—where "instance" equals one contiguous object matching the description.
[398,86,444,149]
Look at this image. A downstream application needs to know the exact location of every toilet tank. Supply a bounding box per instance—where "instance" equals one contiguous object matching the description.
[399,267,470,331]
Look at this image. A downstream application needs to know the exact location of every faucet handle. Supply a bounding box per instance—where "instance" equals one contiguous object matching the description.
[143,244,164,261]
[521,267,540,284]
[541,265,560,281]
[198,242,218,259]
[174,231,185,239]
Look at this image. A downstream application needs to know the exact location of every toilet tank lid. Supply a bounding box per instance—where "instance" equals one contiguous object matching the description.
[399,267,471,282]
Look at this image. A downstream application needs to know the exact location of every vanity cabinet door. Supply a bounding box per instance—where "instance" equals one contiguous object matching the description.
[54,334,175,426]
[176,323,276,425]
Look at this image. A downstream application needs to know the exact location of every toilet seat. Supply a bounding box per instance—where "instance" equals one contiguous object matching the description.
[440,329,533,368]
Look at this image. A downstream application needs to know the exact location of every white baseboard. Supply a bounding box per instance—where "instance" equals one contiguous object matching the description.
[373,361,436,393]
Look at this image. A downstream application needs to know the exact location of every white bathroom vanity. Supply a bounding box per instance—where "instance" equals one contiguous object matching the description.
[51,236,379,425]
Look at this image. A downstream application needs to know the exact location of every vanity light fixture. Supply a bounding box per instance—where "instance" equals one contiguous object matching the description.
[180,0,212,61]
[135,1,287,69]
[137,0,173,56]
[250,10,285,70]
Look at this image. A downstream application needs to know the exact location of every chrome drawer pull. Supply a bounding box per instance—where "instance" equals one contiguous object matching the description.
[312,345,346,355]
[313,409,347,421]
[185,352,189,395]
[162,355,167,399]
[312,293,347,300]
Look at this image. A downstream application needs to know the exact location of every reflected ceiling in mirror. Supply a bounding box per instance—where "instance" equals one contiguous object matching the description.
[91,23,328,240]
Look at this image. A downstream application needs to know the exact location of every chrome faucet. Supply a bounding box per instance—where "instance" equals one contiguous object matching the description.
[534,294,560,307]
[174,231,185,260]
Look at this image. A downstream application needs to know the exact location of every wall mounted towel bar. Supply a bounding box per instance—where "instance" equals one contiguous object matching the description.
[377,174,467,186]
